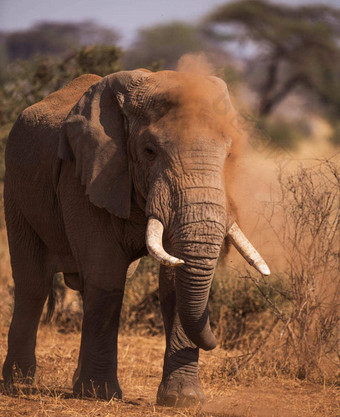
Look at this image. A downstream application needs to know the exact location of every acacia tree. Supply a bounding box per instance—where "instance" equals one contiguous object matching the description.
[206,0,340,118]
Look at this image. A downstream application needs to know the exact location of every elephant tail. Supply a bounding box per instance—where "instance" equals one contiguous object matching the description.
[44,287,56,323]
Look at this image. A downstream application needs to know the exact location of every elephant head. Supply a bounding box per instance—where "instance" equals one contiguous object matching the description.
[59,69,270,351]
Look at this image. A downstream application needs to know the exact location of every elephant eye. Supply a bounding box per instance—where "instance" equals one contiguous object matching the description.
[145,147,154,154]
[144,146,156,160]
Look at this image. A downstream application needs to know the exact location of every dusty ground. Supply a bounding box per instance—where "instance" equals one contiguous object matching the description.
[0,325,338,417]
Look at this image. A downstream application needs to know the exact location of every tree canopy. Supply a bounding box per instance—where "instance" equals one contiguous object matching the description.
[207,0,340,118]
[3,21,119,62]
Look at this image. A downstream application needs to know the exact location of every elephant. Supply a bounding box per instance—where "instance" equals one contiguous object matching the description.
[2,69,270,406]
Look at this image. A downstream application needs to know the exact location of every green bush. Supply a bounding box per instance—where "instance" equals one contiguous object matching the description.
[0,45,122,180]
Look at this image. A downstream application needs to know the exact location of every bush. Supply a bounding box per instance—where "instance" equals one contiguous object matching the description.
[209,267,286,350]
[235,158,340,383]
[0,45,122,180]
[121,257,162,335]
[268,159,339,381]
[207,159,339,384]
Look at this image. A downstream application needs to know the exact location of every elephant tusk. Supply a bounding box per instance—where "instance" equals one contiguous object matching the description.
[146,217,185,267]
[227,222,271,276]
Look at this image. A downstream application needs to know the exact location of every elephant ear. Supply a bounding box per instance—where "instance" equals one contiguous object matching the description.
[59,70,151,219]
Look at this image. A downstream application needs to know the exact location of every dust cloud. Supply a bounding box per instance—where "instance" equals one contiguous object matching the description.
[226,120,339,273]
[177,52,216,76]
[175,52,249,191]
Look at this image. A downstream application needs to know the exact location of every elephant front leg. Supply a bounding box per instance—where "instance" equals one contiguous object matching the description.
[73,285,124,400]
[157,266,205,407]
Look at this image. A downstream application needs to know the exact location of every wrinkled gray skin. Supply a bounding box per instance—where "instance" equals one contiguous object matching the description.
[3,70,237,406]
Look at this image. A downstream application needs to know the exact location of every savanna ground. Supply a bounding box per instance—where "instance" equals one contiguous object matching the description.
[0,327,338,417]
[0,141,339,416]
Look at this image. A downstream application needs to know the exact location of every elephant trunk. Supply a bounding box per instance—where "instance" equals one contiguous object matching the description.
[171,208,226,351]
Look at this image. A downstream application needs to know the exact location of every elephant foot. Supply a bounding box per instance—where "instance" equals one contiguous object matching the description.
[73,378,122,401]
[157,374,205,407]
[2,357,36,384]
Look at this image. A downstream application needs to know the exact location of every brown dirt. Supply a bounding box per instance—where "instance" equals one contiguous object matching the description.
[0,326,338,417]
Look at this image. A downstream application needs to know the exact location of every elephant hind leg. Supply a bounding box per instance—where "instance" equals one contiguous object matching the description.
[3,292,50,383]
[3,201,54,383]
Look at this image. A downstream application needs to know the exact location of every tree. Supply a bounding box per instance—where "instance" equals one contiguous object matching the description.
[4,21,119,61]
[206,0,340,118]
[124,22,204,69]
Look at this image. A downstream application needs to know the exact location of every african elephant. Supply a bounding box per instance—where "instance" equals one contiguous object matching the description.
[2,69,269,406]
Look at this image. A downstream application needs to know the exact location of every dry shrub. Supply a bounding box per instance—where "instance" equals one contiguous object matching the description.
[214,158,339,383]
[120,257,163,335]
[49,273,83,333]
[209,268,280,350]
[263,158,339,381]
[0,197,14,328]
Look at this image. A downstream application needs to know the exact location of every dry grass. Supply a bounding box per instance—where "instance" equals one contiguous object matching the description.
[0,327,338,417]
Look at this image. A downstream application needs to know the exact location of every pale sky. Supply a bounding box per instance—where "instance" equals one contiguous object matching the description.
[1,0,340,46]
